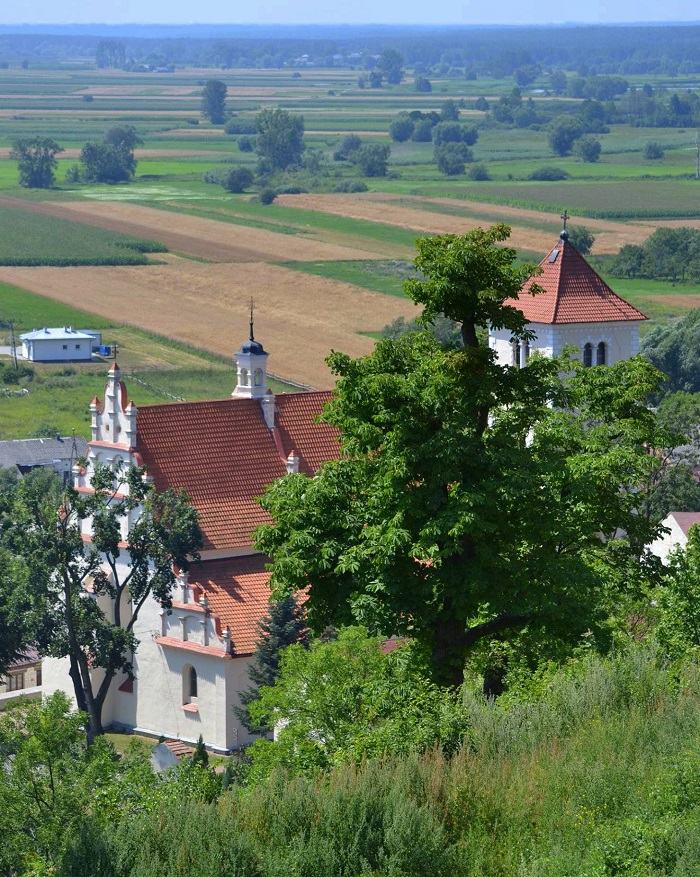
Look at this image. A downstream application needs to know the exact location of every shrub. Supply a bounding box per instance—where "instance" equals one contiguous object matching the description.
[259,188,277,205]
[237,136,254,152]
[389,116,415,142]
[468,163,491,180]
[411,120,433,142]
[415,76,432,93]
[433,121,478,146]
[333,134,362,161]
[528,166,570,181]
[224,119,256,135]
[333,179,368,193]
[278,185,308,195]
[435,142,473,175]
[351,143,390,177]
[222,167,254,193]
[574,135,602,162]
[644,140,665,159]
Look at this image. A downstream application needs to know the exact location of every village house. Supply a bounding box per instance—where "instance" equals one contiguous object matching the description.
[20,326,100,363]
[42,230,651,752]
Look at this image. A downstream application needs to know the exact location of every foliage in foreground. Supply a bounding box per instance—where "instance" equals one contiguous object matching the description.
[18,644,700,877]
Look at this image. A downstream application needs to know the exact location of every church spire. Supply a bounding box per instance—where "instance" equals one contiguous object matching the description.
[233,311,269,399]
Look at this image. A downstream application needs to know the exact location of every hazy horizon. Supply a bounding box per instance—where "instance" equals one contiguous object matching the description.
[2,0,700,28]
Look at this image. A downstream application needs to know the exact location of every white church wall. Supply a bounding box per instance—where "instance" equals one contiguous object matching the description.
[649,515,691,566]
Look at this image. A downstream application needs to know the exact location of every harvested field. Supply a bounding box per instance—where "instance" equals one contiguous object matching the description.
[645,293,700,308]
[0,262,418,388]
[0,198,380,264]
[276,192,662,255]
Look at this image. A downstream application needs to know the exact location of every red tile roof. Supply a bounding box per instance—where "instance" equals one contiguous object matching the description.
[136,392,339,551]
[516,236,647,325]
[189,555,273,656]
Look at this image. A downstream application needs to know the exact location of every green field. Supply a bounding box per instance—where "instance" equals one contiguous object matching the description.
[0,205,168,265]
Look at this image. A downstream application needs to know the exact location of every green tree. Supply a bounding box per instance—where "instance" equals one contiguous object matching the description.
[201,79,228,124]
[2,463,202,742]
[435,142,473,175]
[548,115,584,156]
[642,309,700,393]
[567,225,595,255]
[10,137,64,188]
[95,39,126,69]
[655,525,700,658]
[351,143,390,177]
[433,121,478,146]
[255,226,670,685]
[234,595,308,733]
[439,99,460,121]
[79,125,142,183]
[333,133,362,161]
[222,167,254,193]
[415,76,432,93]
[246,627,466,779]
[389,115,415,142]
[643,140,665,159]
[574,134,602,162]
[0,693,119,874]
[378,49,404,85]
[254,107,304,171]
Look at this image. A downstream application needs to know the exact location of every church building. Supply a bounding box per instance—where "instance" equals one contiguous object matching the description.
[43,229,647,752]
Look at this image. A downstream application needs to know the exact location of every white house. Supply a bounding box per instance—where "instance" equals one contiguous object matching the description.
[649,512,700,565]
[43,328,340,752]
[21,327,95,362]
[489,229,647,367]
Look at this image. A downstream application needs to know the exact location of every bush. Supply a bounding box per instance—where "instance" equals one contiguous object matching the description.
[467,163,490,180]
[222,167,254,193]
[527,166,570,181]
[433,122,478,146]
[259,188,277,205]
[237,136,254,152]
[333,179,368,193]
[351,143,390,177]
[574,134,602,162]
[333,134,362,161]
[435,142,473,175]
[278,185,308,195]
[202,167,228,185]
[389,116,415,142]
[411,120,433,142]
[644,140,665,159]
[415,76,432,93]
[224,119,256,136]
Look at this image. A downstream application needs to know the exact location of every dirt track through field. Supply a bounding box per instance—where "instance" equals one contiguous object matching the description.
[0,262,418,388]
[276,193,659,255]
[0,197,380,264]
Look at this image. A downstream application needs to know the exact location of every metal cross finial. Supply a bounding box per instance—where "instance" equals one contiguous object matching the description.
[249,298,255,342]
[560,210,570,230]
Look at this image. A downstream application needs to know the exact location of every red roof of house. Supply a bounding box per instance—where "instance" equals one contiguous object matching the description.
[136,392,339,551]
[516,234,647,325]
[189,555,273,656]
[669,512,700,536]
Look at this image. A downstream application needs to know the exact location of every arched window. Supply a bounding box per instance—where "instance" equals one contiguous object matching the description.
[253,368,263,387]
[597,342,607,366]
[583,343,593,368]
[240,368,249,386]
[183,664,198,703]
[523,340,530,364]
[511,340,520,367]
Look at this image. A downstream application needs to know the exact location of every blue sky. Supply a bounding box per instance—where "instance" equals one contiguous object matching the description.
[3,0,699,26]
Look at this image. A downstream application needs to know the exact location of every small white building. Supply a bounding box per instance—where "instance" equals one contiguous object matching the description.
[21,327,95,362]
[649,512,700,565]
[489,229,647,368]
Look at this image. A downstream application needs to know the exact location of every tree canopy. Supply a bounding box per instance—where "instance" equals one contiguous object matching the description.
[79,124,143,183]
[254,107,305,171]
[201,79,228,124]
[641,309,700,393]
[10,137,64,188]
[1,463,202,741]
[255,225,670,686]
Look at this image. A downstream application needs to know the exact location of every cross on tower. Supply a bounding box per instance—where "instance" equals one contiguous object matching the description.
[560,210,570,230]
[249,298,255,342]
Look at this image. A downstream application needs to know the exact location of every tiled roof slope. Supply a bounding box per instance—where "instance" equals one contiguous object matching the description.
[517,236,647,325]
[189,555,272,656]
[136,392,338,551]
[669,512,700,536]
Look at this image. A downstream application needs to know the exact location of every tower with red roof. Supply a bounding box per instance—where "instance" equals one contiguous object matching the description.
[489,227,647,368]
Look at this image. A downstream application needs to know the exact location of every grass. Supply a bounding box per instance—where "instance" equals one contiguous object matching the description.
[0,205,168,265]
[280,259,415,298]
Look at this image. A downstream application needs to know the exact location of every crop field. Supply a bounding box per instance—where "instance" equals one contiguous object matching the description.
[0,200,167,265]
[1,61,700,400]
[0,261,418,388]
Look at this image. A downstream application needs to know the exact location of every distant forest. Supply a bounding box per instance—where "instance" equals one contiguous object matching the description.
[3,23,700,75]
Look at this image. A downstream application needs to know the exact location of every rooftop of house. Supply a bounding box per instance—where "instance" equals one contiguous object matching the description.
[135,391,340,551]
[667,511,700,537]
[516,231,647,325]
[0,435,88,470]
[20,326,96,341]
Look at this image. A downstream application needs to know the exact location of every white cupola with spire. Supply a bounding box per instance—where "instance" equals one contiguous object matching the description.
[233,303,269,399]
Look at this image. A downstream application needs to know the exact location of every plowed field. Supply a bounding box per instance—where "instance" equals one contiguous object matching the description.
[0,261,418,388]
